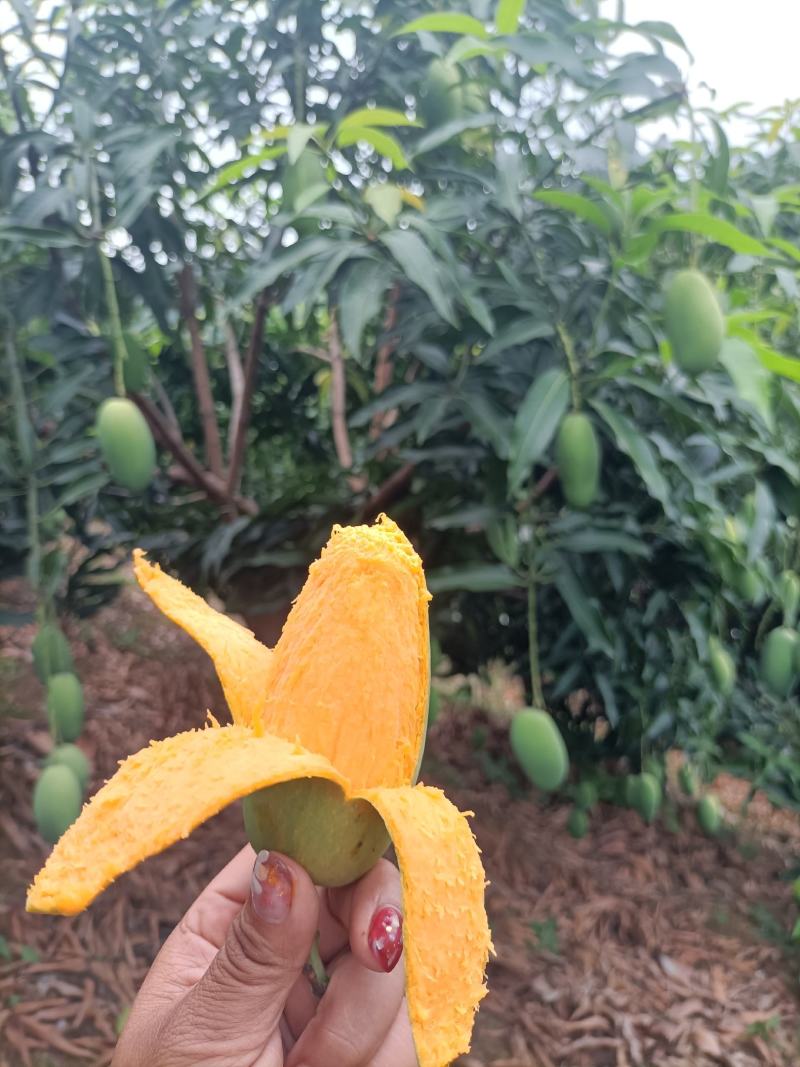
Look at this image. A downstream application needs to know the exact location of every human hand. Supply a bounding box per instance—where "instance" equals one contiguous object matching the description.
[113,846,417,1066]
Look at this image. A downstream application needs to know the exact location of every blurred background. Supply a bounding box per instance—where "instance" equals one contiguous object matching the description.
[2,1,800,1064]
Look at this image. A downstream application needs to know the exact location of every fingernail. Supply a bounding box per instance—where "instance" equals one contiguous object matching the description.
[251,850,293,924]
[368,905,403,972]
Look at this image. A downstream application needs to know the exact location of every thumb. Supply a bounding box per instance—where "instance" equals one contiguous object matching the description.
[174,850,319,1050]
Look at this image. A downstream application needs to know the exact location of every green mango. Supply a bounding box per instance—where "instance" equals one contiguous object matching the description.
[33,765,83,844]
[678,763,698,797]
[663,269,724,376]
[46,672,85,742]
[32,623,73,682]
[636,772,662,823]
[574,780,598,811]
[697,793,722,836]
[96,397,156,492]
[243,778,390,888]
[556,412,601,509]
[760,626,799,698]
[509,709,569,792]
[567,807,589,839]
[419,59,462,126]
[46,743,90,790]
[708,636,736,698]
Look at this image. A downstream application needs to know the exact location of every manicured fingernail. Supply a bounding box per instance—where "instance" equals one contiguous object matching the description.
[251,850,293,924]
[368,905,403,972]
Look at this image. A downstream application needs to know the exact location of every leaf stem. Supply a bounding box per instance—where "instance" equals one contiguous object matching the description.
[305,933,329,998]
[527,572,545,709]
[557,321,581,411]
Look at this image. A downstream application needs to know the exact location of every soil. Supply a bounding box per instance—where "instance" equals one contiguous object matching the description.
[1,578,799,1067]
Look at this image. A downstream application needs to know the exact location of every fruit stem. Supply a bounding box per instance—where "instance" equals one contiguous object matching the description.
[305,932,329,998]
[89,162,128,398]
[527,574,545,709]
[557,321,581,410]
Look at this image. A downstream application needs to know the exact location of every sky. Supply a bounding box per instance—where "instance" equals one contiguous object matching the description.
[607,0,800,114]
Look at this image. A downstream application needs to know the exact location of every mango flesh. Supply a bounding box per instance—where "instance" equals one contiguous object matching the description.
[663,269,724,376]
[46,672,85,742]
[510,708,568,792]
[708,637,735,697]
[96,397,156,492]
[556,412,600,509]
[760,626,799,697]
[32,623,73,682]
[34,764,83,844]
[243,778,390,887]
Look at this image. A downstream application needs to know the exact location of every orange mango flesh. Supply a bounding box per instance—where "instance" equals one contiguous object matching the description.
[133,551,272,730]
[262,517,431,789]
[26,516,489,1067]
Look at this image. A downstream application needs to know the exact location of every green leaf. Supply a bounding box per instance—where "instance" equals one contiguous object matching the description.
[534,190,613,234]
[380,230,457,325]
[728,325,800,383]
[653,213,772,257]
[480,316,553,361]
[427,562,520,593]
[232,237,334,307]
[364,183,403,226]
[287,123,327,163]
[553,559,613,656]
[338,108,421,130]
[746,481,775,564]
[507,368,570,493]
[336,126,410,170]
[411,112,495,156]
[338,260,391,359]
[495,0,525,34]
[394,13,488,39]
[0,220,83,248]
[719,338,774,430]
[199,146,286,201]
[591,400,669,507]
[556,527,651,557]
[460,391,512,458]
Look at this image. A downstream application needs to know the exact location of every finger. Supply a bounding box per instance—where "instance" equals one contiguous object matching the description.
[168,850,319,1052]
[286,951,406,1067]
[370,999,419,1067]
[326,857,403,973]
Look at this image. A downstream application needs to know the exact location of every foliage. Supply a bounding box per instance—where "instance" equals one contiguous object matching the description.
[3,0,800,800]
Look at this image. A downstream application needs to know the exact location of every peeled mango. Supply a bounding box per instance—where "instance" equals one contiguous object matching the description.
[419,59,462,126]
[663,269,724,376]
[34,764,83,844]
[32,623,73,682]
[96,397,156,492]
[243,779,390,887]
[697,793,722,836]
[46,743,90,791]
[556,412,600,509]
[708,636,736,698]
[510,709,568,792]
[759,626,799,698]
[567,807,589,839]
[46,672,85,742]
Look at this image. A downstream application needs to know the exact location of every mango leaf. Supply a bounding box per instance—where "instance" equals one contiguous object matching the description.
[412,112,495,156]
[364,184,403,226]
[728,325,800,383]
[507,368,570,493]
[336,126,409,170]
[338,108,421,130]
[480,316,553,361]
[718,338,774,430]
[199,146,286,201]
[553,558,613,657]
[394,13,488,39]
[653,213,772,257]
[427,562,519,594]
[380,230,457,325]
[231,236,334,307]
[495,0,526,34]
[460,391,512,459]
[534,190,613,234]
[338,260,391,359]
[287,123,326,163]
[591,400,669,507]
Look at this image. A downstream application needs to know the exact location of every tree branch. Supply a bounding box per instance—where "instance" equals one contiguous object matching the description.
[360,462,416,522]
[132,393,257,516]
[328,314,354,472]
[226,288,271,496]
[224,320,245,459]
[178,264,225,479]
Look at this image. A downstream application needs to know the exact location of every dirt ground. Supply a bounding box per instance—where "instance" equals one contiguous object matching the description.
[1,578,800,1067]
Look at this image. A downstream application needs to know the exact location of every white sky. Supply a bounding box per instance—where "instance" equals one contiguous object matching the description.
[609,0,800,113]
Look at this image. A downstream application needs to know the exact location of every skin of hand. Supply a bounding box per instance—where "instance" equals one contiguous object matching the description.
[112,846,418,1067]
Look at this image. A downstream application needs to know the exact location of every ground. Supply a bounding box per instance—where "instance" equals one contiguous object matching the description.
[1,578,799,1067]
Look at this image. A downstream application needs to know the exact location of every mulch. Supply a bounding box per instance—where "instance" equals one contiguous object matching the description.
[1,578,799,1067]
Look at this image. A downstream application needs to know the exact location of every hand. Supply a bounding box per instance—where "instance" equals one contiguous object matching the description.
[113,846,417,1066]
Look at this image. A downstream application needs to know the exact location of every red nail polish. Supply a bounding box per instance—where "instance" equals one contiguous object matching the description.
[368,905,403,972]
[251,850,293,924]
